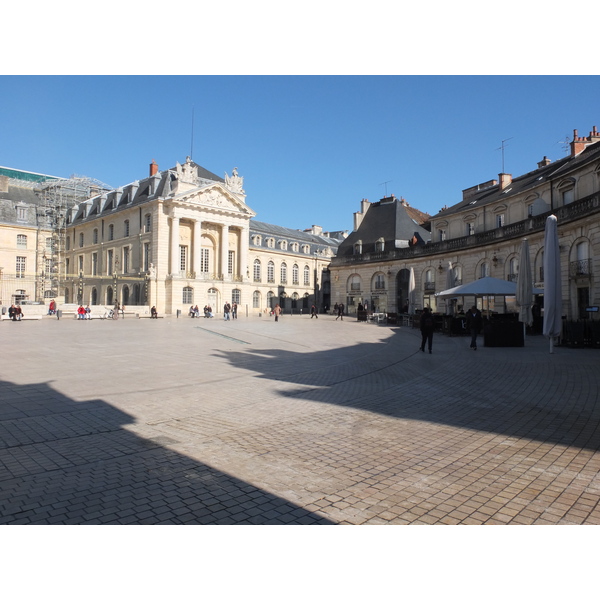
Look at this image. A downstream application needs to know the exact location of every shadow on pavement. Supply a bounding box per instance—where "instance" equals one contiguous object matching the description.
[215,329,600,453]
[0,379,334,525]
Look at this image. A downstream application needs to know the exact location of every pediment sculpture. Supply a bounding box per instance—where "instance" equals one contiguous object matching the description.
[225,167,244,194]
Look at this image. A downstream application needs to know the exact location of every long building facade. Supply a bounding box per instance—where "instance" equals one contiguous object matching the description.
[58,158,342,315]
[329,126,600,320]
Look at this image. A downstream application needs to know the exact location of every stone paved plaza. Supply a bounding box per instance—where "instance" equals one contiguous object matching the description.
[1,312,600,525]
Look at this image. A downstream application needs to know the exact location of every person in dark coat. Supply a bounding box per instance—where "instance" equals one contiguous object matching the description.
[419,307,434,354]
[466,305,483,350]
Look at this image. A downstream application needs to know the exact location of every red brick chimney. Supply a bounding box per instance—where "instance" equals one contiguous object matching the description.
[569,126,600,157]
[499,172,512,190]
[149,159,158,176]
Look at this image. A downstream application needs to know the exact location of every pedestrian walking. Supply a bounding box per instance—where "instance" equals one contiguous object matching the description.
[419,307,434,354]
[310,304,318,318]
[224,302,231,321]
[466,305,483,350]
[273,303,282,322]
[336,303,344,321]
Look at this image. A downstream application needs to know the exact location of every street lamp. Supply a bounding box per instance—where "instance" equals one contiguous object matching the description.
[78,270,84,304]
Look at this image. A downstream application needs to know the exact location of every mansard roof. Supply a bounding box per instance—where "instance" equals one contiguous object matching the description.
[435,139,600,219]
[336,197,432,258]
[250,220,342,254]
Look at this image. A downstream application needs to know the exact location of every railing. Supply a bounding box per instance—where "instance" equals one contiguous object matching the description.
[330,190,600,267]
[507,273,518,282]
[569,259,592,278]
[424,282,436,291]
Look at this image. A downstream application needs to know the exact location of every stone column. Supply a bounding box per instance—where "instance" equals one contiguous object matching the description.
[170,215,180,276]
[193,219,202,278]
[239,225,249,281]
[221,224,229,280]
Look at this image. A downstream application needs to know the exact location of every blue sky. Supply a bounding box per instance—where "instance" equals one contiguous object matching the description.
[2,75,599,235]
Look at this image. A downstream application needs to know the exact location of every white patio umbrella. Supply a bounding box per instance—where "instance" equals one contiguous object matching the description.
[445,261,455,315]
[516,238,533,336]
[408,267,416,314]
[542,215,562,353]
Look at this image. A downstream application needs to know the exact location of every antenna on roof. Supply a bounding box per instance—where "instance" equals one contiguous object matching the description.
[379,180,392,197]
[190,106,195,160]
[557,134,570,155]
[496,138,513,173]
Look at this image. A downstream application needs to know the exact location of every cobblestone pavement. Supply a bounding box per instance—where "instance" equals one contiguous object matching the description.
[1,313,599,524]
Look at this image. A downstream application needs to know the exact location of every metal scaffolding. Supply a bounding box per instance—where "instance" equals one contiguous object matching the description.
[34,175,112,301]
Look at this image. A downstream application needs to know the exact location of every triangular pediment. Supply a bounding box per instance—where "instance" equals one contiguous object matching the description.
[171,182,256,217]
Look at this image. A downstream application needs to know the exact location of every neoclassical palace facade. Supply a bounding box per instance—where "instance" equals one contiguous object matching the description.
[59,158,342,315]
[329,126,600,320]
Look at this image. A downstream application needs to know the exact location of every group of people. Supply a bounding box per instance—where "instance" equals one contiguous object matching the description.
[223,302,238,321]
[7,304,23,321]
[419,305,483,353]
[77,305,92,319]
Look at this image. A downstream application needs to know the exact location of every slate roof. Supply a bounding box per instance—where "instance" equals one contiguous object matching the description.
[434,139,600,219]
[335,197,432,258]
[250,220,342,255]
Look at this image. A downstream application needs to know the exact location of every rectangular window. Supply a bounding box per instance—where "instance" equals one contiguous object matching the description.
[124,220,130,237]
[179,245,188,273]
[17,234,27,248]
[232,289,241,304]
[200,248,209,273]
[65,258,70,275]
[46,237,54,251]
[145,214,151,232]
[143,243,150,272]
[123,247,130,273]
[78,255,84,273]
[496,214,505,228]
[45,258,52,274]
[93,229,99,244]
[438,230,446,242]
[304,267,310,286]
[107,249,113,275]
[467,223,475,236]
[92,253,98,276]
[16,256,26,278]
[17,207,26,221]
[563,189,574,205]
[228,250,235,275]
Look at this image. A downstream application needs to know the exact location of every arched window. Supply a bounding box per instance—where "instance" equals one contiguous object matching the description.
[304,265,311,285]
[106,286,113,305]
[253,259,261,282]
[509,257,519,281]
[376,237,385,252]
[108,224,114,241]
[280,262,287,284]
[93,228,98,244]
[267,261,275,283]
[349,275,361,291]
[267,291,275,309]
[480,262,489,278]
[183,286,193,304]
[253,291,261,308]
[292,264,299,284]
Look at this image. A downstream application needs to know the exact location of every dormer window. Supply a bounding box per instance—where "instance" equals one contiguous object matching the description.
[375,237,385,252]
[267,238,275,249]
[354,240,362,255]
[279,240,288,251]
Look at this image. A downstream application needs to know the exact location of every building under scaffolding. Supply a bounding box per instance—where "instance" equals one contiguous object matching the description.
[35,175,112,302]
[0,167,111,306]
